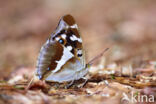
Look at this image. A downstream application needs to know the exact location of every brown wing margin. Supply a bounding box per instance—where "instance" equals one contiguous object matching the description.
[63,14,76,26]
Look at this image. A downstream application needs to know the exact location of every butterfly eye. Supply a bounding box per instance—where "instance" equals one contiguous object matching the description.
[59,39,64,44]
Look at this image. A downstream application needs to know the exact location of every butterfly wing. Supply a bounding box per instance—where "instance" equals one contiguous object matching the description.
[36,15,87,82]
[52,15,86,67]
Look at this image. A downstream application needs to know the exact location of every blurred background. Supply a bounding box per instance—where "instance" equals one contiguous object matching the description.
[0,0,156,79]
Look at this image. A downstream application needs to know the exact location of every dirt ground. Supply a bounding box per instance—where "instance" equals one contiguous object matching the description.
[0,0,156,104]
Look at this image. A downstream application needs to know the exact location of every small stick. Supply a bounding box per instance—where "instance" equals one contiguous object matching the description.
[87,48,109,66]
[25,77,34,91]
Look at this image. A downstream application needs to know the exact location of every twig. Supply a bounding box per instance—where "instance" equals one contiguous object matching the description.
[87,48,109,66]
[25,77,34,91]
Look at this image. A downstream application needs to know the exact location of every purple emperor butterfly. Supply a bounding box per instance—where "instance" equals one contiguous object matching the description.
[36,14,88,83]
[26,15,108,89]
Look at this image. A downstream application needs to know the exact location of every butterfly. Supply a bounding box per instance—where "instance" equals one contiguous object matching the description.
[26,14,108,89]
[35,14,88,85]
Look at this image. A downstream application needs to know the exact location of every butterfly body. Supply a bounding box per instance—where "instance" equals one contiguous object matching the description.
[36,14,88,83]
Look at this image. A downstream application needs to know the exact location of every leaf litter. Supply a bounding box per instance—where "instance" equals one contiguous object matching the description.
[0,57,155,104]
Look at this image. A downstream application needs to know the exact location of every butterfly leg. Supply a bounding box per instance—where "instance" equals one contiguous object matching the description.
[65,80,74,89]
[78,77,88,88]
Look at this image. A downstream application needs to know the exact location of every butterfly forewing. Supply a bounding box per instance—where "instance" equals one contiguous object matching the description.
[53,15,84,59]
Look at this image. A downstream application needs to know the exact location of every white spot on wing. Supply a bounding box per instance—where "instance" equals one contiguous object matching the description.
[55,37,60,41]
[61,34,66,39]
[77,50,82,55]
[70,35,82,43]
[70,24,78,29]
[67,46,72,51]
[52,47,74,73]
[78,38,82,42]
[70,35,77,41]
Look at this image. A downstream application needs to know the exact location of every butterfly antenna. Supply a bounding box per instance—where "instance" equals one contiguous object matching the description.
[87,48,109,67]
[25,76,34,91]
